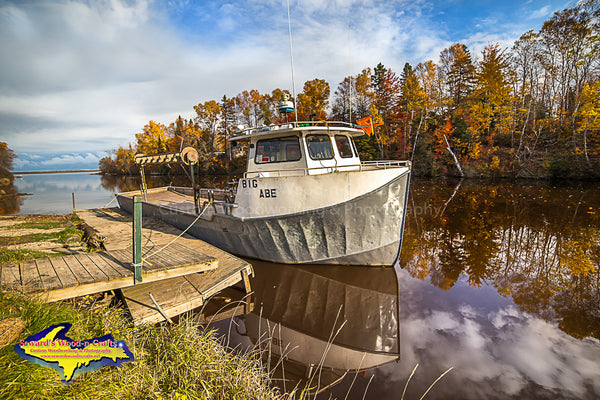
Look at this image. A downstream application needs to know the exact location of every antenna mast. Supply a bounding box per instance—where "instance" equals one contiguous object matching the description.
[348,23,352,122]
[287,0,298,123]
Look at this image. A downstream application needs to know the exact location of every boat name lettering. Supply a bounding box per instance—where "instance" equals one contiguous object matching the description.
[260,189,277,198]
[241,179,258,189]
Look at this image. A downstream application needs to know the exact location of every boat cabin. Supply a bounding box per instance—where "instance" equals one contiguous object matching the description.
[230,122,364,178]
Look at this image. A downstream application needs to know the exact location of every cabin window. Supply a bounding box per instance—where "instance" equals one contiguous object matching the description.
[255,136,302,164]
[306,134,334,160]
[335,135,354,158]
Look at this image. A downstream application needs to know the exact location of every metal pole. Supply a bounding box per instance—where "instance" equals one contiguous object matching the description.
[139,165,148,201]
[72,192,75,213]
[133,195,142,283]
[191,163,199,214]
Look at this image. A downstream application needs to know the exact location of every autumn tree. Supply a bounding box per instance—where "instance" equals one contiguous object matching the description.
[297,79,330,121]
[0,142,15,174]
[511,30,545,157]
[0,141,16,193]
[439,43,476,108]
[135,121,170,155]
[432,117,464,176]
[331,75,356,122]
[331,68,374,122]
[99,144,136,175]
[194,100,222,157]
[233,90,265,127]
[574,80,600,167]
[399,62,427,158]
[371,63,402,158]
[411,61,442,164]
[464,43,514,157]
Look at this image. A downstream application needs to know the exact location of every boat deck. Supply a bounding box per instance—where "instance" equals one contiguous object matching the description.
[118,187,230,219]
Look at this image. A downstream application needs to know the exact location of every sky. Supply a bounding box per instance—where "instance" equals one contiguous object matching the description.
[0,0,576,171]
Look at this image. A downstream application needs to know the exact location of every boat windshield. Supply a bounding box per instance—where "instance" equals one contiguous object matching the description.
[255,136,302,164]
[306,134,334,160]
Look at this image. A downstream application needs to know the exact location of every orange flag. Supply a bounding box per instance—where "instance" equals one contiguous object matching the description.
[355,116,373,135]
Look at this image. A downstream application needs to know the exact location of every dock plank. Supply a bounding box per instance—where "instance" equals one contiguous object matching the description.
[105,249,131,266]
[61,254,96,285]
[20,261,43,292]
[1,265,21,290]
[30,251,217,302]
[122,276,201,324]
[35,258,62,291]
[47,208,255,321]
[143,249,177,270]
[73,254,110,282]
[158,245,192,265]
[95,252,132,276]
[49,257,78,288]
[91,252,129,278]
[80,253,123,281]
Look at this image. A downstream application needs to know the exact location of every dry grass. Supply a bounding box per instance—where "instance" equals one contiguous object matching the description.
[0,291,282,400]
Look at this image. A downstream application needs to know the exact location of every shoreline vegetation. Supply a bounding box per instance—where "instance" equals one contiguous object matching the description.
[0,291,283,400]
[98,2,599,181]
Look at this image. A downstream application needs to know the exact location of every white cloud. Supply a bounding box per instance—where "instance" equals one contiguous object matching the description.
[41,152,102,166]
[529,5,552,19]
[0,0,573,161]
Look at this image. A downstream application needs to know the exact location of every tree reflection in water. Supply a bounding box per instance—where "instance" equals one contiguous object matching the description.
[399,179,600,340]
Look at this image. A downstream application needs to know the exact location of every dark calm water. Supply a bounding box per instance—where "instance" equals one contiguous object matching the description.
[5,173,600,399]
[218,179,600,400]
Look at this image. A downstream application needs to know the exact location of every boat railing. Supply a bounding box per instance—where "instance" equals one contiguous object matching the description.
[231,121,357,139]
[170,186,235,201]
[243,160,411,178]
[360,160,412,170]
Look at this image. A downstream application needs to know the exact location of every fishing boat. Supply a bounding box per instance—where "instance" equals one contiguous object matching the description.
[116,118,410,266]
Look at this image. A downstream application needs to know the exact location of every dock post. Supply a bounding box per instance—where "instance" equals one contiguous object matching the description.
[133,195,142,283]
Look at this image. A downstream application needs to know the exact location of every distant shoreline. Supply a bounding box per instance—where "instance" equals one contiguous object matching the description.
[13,169,101,175]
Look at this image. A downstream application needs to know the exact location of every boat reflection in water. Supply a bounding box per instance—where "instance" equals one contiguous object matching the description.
[233,260,400,394]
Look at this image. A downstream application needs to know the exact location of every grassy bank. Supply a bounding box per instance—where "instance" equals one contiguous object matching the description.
[0,214,85,265]
[0,291,281,399]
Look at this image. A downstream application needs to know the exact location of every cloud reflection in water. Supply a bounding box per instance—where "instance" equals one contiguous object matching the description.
[369,269,600,400]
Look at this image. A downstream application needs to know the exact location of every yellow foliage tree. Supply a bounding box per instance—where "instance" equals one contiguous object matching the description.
[135,121,169,155]
[575,81,600,167]
[297,79,330,121]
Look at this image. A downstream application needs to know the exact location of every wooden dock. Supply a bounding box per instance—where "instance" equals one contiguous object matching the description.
[0,207,254,326]
[77,208,254,325]
[0,243,217,302]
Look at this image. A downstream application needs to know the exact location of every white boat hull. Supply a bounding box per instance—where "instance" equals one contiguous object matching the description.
[116,167,410,266]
